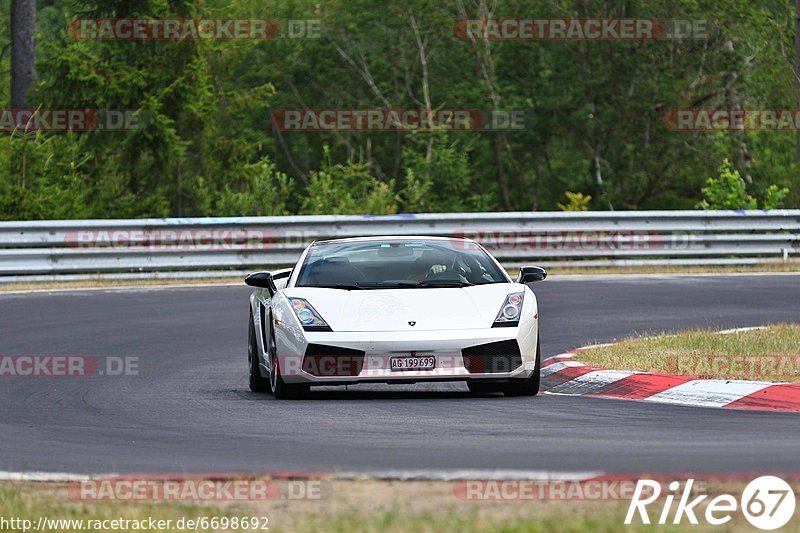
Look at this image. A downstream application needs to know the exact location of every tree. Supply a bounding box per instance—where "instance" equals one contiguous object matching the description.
[796,0,800,204]
[2,0,798,220]
[10,0,36,108]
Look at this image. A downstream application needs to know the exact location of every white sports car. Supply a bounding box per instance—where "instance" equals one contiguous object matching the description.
[245,236,546,398]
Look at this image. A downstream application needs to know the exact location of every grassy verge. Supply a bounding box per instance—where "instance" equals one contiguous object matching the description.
[0,483,240,532]
[1,479,790,532]
[542,262,800,276]
[0,277,243,292]
[578,324,800,382]
[1,262,799,292]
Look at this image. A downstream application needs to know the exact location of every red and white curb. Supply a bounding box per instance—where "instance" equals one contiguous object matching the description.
[542,340,800,412]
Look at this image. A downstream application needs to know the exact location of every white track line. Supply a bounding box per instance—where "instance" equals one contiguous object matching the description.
[333,470,604,481]
[0,471,92,482]
[0,470,605,483]
[574,342,619,351]
[717,326,768,335]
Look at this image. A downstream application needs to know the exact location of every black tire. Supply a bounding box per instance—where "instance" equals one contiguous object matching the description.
[248,308,270,393]
[268,312,310,400]
[500,339,541,397]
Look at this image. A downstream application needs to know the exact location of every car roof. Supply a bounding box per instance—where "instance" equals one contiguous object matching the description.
[310,235,477,246]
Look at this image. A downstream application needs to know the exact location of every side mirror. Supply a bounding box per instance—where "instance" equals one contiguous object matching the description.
[517,266,547,284]
[245,272,277,294]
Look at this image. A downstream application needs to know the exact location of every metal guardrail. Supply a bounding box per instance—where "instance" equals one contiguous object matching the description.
[0,210,798,281]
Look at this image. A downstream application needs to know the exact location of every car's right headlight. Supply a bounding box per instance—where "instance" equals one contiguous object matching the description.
[288,297,332,332]
[492,292,524,328]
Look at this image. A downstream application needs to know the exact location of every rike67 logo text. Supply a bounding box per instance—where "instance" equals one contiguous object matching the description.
[626,476,796,530]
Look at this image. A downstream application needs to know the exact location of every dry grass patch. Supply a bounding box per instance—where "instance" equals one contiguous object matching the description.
[8,479,787,532]
[579,324,800,382]
[0,277,243,293]
[545,262,800,277]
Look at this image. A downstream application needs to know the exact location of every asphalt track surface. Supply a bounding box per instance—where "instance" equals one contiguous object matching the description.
[1,275,799,476]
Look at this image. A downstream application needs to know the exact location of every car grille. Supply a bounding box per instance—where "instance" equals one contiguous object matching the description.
[462,340,523,374]
[302,344,365,377]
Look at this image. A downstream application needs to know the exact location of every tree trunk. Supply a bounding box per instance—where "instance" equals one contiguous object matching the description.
[11,0,36,109]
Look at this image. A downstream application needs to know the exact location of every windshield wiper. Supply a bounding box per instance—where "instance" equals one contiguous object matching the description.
[318,280,476,290]
[307,283,365,290]
[356,281,420,289]
[417,280,474,288]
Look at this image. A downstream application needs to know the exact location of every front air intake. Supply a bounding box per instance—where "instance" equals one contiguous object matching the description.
[462,340,522,374]
[302,344,365,377]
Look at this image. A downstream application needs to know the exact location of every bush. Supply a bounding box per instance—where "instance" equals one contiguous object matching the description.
[763,184,790,210]
[301,147,398,215]
[699,159,788,210]
[557,191,592,211]
[215,157,294,216]
[699,160,757,210]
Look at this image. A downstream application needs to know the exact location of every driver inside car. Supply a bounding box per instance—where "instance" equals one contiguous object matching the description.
[410,249,449,281]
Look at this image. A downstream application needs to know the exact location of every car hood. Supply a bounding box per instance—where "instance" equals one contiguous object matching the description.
[283,283,524,332]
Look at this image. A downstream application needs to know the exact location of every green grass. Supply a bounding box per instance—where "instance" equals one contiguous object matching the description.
[0,484,240,532]
[579,324,800,382]
[2,480,793,533]
[0,483,700,533]
[286,508,675,533]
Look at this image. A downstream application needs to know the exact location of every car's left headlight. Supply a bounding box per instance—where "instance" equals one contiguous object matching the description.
[288,297,332,332]
[492,292,524,327]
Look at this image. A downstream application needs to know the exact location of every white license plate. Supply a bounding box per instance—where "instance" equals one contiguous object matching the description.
[390,356,436,371]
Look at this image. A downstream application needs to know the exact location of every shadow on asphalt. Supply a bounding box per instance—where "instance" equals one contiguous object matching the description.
[239,388,542,401]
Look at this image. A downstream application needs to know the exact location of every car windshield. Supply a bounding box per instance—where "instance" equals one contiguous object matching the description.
[295,240,508,289]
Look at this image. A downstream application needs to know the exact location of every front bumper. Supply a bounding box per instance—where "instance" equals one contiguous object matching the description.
[275,326,538,385]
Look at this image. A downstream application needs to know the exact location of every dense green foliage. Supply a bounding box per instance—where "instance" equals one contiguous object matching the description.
[1,0,798,219]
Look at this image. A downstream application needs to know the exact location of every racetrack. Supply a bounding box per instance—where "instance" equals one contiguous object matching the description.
[1,275,799,475]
